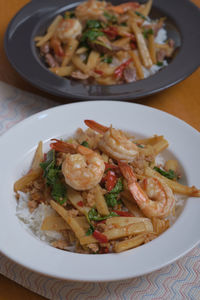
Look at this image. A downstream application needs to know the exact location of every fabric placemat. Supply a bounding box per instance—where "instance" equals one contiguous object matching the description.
[0,81,199,300]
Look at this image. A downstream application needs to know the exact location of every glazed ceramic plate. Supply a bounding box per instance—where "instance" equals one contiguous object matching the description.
[0,101,200,281]
[4,0,200,100]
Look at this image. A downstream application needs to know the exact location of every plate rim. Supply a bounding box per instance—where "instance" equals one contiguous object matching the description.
[4,0,200,100]
[0,100,200,282]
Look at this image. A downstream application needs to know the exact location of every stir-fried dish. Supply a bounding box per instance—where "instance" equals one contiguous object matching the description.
[35,0,175,85]
[14,120,200,254]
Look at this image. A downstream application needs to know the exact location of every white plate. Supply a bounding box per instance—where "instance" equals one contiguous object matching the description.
[0,101,199,282]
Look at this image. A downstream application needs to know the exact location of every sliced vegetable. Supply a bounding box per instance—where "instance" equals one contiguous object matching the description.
[93,230,108,243]
[88,208,118,222]
[103,26,118,40]
[113,210,133,217]
[114,58,132,79]
[153,166,177,180]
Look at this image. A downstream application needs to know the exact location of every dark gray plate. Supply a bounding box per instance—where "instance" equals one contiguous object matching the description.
[4,0,200,100]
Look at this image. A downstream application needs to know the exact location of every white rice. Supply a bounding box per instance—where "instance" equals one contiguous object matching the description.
[142,27,168,78]
[16,192,63,243]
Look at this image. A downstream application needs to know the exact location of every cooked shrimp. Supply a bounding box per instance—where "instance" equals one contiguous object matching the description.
[75,0,107,22]
[109,2,140,14]
[84,120,139,162]
[50,139,105,191]
[118,161,175,218]
[55,19,82,41]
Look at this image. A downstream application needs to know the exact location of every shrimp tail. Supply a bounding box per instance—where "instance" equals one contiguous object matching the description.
[77,145,94,155]
[84,120,108,134]
[110,2,140,14]
[50,139,76,153]
[118,161,137,184]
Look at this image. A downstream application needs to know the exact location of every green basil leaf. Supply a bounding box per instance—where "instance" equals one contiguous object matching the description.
[110,178,123,194]
[51,181,67,204]
[103,11,117,23]
[81,141,89,148]
[101,56,113,64]
[153,167,177,180]
[86,20,102,29]
[135,11,147,20]
[86,224,95,236]
[105,193,118,208]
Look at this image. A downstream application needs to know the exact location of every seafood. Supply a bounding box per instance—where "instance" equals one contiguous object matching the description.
[75,0,107,22]
[118,161,175,218]
[55,19,82,41]
[84,120,139,162]
[50,139,105,191]
[110,2,140,14]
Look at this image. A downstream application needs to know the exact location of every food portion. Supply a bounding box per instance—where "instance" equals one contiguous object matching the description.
[14,121,200,254]
[35,0,175,85]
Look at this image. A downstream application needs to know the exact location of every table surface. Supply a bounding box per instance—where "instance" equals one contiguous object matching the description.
[0,0,199,299]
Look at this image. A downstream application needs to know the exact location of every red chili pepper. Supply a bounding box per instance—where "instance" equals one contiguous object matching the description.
[103,26,118,40]
[50,37,65,57]
[93,230,108,243]
[77,201,84,207]
[99,247,109,254]
[103,170,117,191]
[96,219,106,224]
[113,210,134,217]
[94,69,104,75]
[114,58,132,79]
[104,162,119,171]
[130,41,137,49]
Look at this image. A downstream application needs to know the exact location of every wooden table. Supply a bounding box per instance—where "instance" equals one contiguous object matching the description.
[0,0,199,299]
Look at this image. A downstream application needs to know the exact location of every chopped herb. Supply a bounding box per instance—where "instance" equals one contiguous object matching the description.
[136,143,145,148]
[105,193,118,208]
[157,61,164,66]
[143,28,154,39]
[105,178,123,207]
[81,29,104,43]
[120,22,127,26]
[86,224,95,236]
[88,208,118,221]
[103,11,117,23]
[153,167,177,180]
[81,141,89,148]
[101,56,113,64]
[64,11,75,19]
[40,149,67,204]
[86,20,102,29]
[110,178,123,194]
[51,181,67,205]
[40,149,55,173]
[135,11,147,20]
